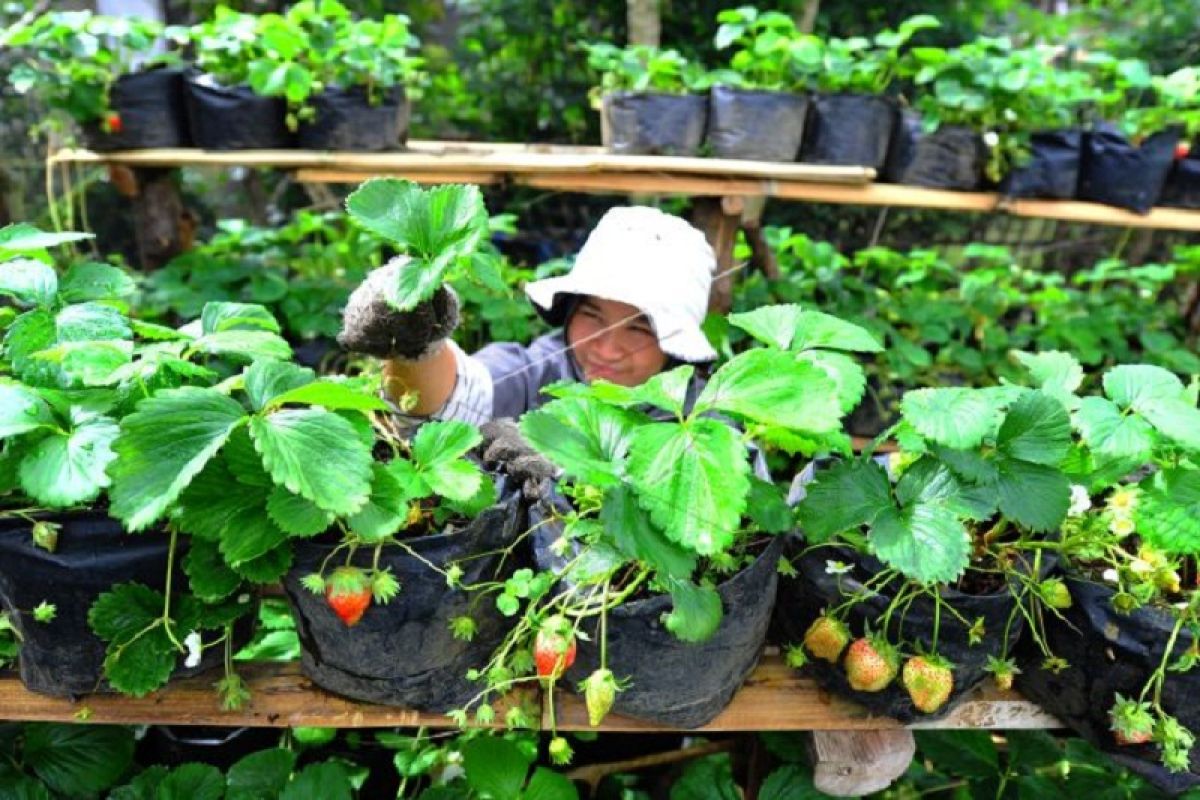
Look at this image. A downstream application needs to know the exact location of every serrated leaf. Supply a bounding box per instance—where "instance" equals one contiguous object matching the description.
[244,359,315,412]
[5,309,56,381]
[37,340,133,386]
[18,417,117,507]
[1138,397,1200,452]
[267,380,389,412]
[201,301,281,334]
[1073,396,1154,461]
[791,310,883,353]
[626,418,749,555]
[997,391,1072,466]
[727,304,801,350]
[424,458,484,503]
[173,455,269,541]
[55,302,131,342]
[520,398,636,487]
[411,419,482,467]
[157,763,224,800]
[524,767,579,800]
[280,761,354,800]
[347,462,409,541]
[628,366,693,416]
[795,458,892,543]
[0,224,92,254]
[182,538,242,602]
[0,380,56,437]
[902,388,1001,449]
[798,349,867,414]
[131,319,189,341]
[995,457,1070,532]
[895,456,962,508]
[697,350,843,432]
[230,542,293,583]
[109,387,248,531]
[1137,469,1200,556]
[663,578,723,643]
[1014,350,1083,402]
[193,329,293,362]
[227,748,297,800]
[249,408,373,515]
[600,485,696,579]
[58,262,136,304]
[1103,364,1184,411]
[933,445,999,484]
[267,485,335,537]
[869,502,969,584]
[747,476,794,533]
[23,724,134,797]
[219,506,290,567]
[461,735,532,800]
[88,583,184,697]
[0,258,57,306]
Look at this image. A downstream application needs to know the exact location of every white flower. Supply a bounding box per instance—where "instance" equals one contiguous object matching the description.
[983,130,1000,148]
[825,560,852,575]
[237,593,251,604]
[1068,485,1091,517]
[1102,568,1119,583]
[183,631,202,669]
[1110,516,1137,538]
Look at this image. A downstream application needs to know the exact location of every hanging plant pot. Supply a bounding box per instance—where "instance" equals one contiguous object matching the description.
[1160,141,1200,209]
[283,492,522,711]
[81,67,190,152]
[705,86,808,162]
[1016,577,1200,794]
[774,544,1036,722]
[565,536,783,728]
[799,93,897,169]
[296,85,410,152]
[0,512,241,698]
[888,116,986,190]
[998,129,1083,199]
[183,72,293,150]
[1076,125,1179,213]
[600,91,708,156]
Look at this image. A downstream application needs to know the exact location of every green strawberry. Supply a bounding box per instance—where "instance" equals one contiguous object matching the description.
[902,654,954,713]
[803,615,850,664]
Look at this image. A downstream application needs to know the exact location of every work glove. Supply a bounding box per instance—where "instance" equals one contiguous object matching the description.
[479,418,560,498]
[337,256,460,360]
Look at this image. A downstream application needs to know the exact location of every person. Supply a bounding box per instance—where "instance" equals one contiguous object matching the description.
[338,205,718,426]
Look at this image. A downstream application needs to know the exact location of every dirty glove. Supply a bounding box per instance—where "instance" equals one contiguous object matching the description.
[479,418,560,497]
[337,256,460,360]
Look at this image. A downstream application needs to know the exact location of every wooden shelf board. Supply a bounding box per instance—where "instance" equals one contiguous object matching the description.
[0,655,1060,731]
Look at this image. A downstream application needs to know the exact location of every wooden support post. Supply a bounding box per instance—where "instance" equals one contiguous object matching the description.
[804,729,916,797]
[126,167,194,269]
[692,195,744,314]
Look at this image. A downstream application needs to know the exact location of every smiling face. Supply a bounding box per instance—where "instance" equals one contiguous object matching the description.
[565,296,669,387]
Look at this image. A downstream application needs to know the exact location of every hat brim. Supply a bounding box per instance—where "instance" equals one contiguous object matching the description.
[525,274,717,363]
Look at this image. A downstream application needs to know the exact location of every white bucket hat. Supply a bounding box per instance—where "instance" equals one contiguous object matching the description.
[524,206,718,362]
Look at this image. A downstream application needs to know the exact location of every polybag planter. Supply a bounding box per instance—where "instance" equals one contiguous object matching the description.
[297,86,410,151]
[705,86,809,162]
[81,68,190,151]
[998,129,1083,199]
[1076,125,1179,213]
[600,91,708,156]
[800,93,898,169]
[184,72,293,150]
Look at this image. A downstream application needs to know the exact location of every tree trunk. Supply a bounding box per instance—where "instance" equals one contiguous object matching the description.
[796,0,820,34]
[626,0,661,47]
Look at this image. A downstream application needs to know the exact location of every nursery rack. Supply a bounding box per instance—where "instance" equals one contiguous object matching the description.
[0,653,1059,731]
[50,141,1200,231]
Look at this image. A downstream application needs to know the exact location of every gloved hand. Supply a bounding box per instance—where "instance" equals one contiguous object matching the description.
[337,256,460,360]
[479,418,560,497]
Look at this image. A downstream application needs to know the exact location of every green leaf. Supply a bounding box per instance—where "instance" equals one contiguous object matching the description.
[758,764,824,800]
[1005,730,1063,771]
[795,459,892,543]
[670,754,740,800]
[520,398,636,487]
[227,748,297,800]
[0,224,92,256]
[55,302,131,342]
[995,457,1070,533]
[0,380,56,437]
[894,456,962,508]
[727,304,801,350]
[158,763,225,800]
[600,486,696,580]
[697,350,843,432]
[267,380,389,412]
[627,419,749,555]
[0,258,57,307]
[347,463,410,541]
[193,329,293,362]
[183,538,242,602]
[173,455,269,542]
[109,387,248,531]
[5,309,57,381]
[249,409,373,515]
[18,417,118,507]
[1138,397,1200,452]
[424,458,484,504]
[902,388,1001,449]
[219,505,291,567]
[58,262,136,304]
[869,503,969,584]
[1103,364,1184,410]
[461,735,533,800]
[267,485,335,537]
[88,583,181,696]
[997,391,1072,466]
[1073,396,1154,462]
[280,761,354,800]
[747,476,794,533]
[798,350,867,414]
[663,578,723,643]
[244,359,315,412]
[629,366,694,416]
[524,767,579,800]
[914,730,999,780]
[411,419,482,467]
[39,340,133,386]
[231,542,293,584]
[201,301,282,334]
[23,724,135,797]
[1137,469,1200,556]
[1014,350,1083,403]
[790,310,883,353]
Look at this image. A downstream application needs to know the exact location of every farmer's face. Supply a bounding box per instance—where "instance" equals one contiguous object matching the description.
[566,296,668,387]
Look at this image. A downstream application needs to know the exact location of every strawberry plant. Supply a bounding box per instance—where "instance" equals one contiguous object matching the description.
[711,7,823,92]
[816,14,940,95]
[582,42,710,95]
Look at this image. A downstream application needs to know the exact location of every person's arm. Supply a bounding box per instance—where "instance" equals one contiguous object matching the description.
[381,346,457,415]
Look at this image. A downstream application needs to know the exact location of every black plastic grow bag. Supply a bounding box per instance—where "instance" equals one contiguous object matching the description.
[297,85,409,151]
[705,86,808,162]
[82,68,189,151]
[998,129,1083,199]
[1076,125,1179,213]
[889,120,985,190]
[601,91,708,156]
[799,93,897,169]
[184,72,292,150]
[284,491,523,711]
[1160,143,1200,209]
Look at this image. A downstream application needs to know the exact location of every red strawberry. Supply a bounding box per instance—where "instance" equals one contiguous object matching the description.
[1109,694,1155,745]
[534,615,576,680]
[325,566,372,626]
[902,655,955,713]
[803,616,850,664]
[104,112,123,135]
[843,636,899,692]
[1176,141,1192,161]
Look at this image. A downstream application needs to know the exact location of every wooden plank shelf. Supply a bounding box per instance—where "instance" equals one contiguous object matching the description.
[0,654,1060,731]
[50,142,1200,230]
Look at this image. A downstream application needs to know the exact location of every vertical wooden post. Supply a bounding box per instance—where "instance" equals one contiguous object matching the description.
[626,0,661,47]
[692,196,744,315]
[804,729,916,797]
[119,167,194,270]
